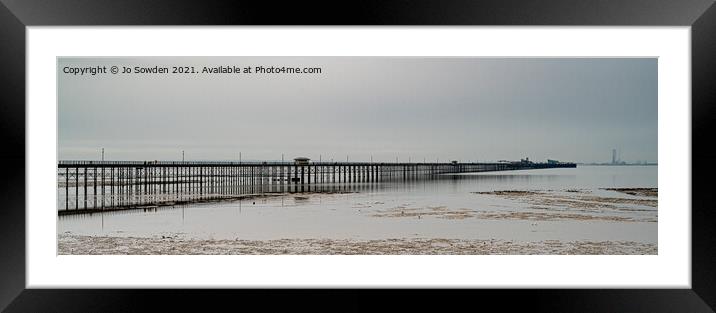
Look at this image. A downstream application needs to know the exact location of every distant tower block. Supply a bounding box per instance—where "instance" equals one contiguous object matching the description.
[612,149,617,164]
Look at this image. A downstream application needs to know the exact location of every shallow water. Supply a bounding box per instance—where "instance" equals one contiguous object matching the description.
[58,165,657,243]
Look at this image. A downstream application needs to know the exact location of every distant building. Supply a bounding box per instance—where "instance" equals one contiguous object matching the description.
[293,157,310,165]
[612,149,617,164]
[547,159,559,164]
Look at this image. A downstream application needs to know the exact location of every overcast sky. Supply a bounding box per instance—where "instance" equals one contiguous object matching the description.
[58,57,657,163]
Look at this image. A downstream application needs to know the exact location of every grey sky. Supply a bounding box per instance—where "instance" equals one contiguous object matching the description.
[58,57,657,163]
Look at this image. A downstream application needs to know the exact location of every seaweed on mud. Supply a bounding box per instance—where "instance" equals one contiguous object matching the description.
[603,188,657,197]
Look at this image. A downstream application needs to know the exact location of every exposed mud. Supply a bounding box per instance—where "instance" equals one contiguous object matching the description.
[470,188,657,222]
[58,234,656,255]
[371,206,475,220]
[366,188,658,223]
[604,188,658,197]
[474,190,542,196]
[475,211,642,222]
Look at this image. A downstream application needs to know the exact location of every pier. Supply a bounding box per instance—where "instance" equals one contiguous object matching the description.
[57,160,576,214]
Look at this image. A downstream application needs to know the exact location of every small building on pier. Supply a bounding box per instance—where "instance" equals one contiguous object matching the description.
[294,157,310,165]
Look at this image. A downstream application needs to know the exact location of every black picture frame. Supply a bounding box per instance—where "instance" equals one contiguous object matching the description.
[1,0,715,311]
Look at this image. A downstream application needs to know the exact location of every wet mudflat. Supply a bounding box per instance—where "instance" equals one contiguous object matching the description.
[58,236,656,255]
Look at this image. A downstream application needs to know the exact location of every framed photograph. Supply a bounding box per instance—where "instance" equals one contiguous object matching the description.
[1,0,715,311]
